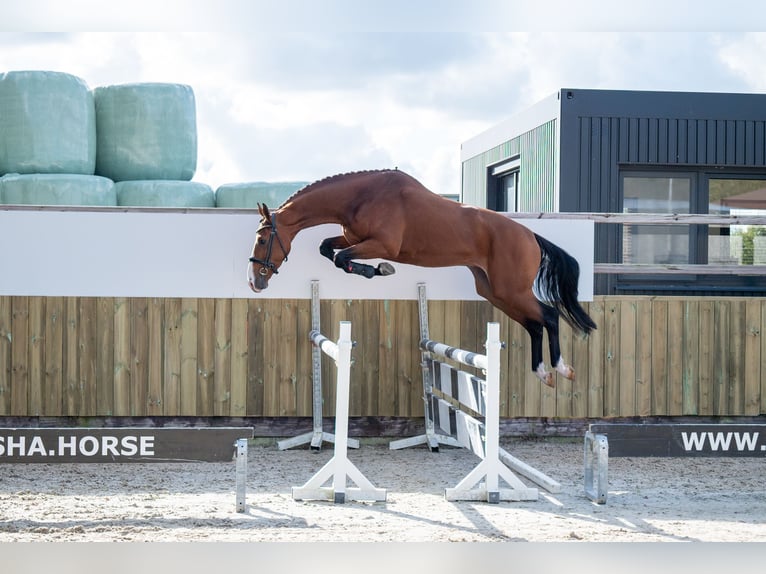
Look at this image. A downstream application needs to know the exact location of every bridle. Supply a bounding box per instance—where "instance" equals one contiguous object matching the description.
[249,214,288,276]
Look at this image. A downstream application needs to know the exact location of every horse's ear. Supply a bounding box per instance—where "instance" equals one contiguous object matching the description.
[258,203,271,221]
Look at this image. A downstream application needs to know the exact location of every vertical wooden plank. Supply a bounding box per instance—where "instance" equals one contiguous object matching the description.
[697,299,715,415]
[635,298,653,416]
[277,300,298,416]
[761,301,766,416]
[28,297,45,416]
[713,300,731,415]
[408,299,424,416]
[682,300,699,415]
[395,300,418,417]
[214,298,232,416]
[651,299,668,415]
[586,299,605,417]
[11,297,29,416]
[602,299,620,417]
[0,297,11,415]
[196,298,215,416]
[618,300,637,416]
[377,299,397,416]
[44,297,64,416]
[146,298,163,416]
[79,297,98,416]
[729,300,745,415]
[113,298,131,416]
[230,298,249,417]
[130,298,149,416]
[555,320,574,418]
[428,300,446,344]
[666,299,684,415]
[179,298,198,415]
[163,298,182,416]
[246,299,264,416]
[64,297,79,416]
[744,299,761,415]
[322,299,348,416]
[490,307,508,417]
[97,297,115,415]
[347,300,363,416]
[507,313,527,417]
[260,299,282,416]
[353,299,380,416]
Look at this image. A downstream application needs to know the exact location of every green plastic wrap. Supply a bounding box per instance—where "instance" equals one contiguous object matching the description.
[95,83,197,182]
[0,173,116,206]
[215,181,308,208]
[0,70,96,175]
[115,180,214,207]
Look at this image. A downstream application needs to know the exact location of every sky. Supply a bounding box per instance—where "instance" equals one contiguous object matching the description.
[2,1,766,197]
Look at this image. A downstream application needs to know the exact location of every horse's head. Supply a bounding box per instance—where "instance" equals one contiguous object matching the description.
[248,204,291,292]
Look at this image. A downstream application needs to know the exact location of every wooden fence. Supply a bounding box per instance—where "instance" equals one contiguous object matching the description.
[1,295,764,420]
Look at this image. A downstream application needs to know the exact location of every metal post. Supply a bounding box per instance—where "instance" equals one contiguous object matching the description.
[277,280,358,450]
[235,438,248,513]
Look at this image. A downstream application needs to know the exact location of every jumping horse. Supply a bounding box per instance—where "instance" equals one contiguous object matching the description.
[247,169,596,387]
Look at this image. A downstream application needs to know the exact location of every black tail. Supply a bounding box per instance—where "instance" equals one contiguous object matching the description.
[534,234,597,335]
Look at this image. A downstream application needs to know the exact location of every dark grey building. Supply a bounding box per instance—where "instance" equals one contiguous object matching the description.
[461,88,766,295]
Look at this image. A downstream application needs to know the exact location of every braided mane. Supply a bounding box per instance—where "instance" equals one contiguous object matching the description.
[278,169,396,208]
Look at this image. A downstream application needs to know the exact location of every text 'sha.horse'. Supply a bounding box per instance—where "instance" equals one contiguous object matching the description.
[248,169,596,387]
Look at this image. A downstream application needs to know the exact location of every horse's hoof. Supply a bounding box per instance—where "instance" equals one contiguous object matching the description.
[377,262,395,276]
[543,373,555,388]
[555,359,576,381]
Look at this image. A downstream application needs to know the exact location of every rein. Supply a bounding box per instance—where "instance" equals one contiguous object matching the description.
[249,214,288,275]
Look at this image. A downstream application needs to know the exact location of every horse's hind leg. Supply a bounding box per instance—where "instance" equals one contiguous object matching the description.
[523,319,554,388]
[468,266,556,387]
[541,303,576,381]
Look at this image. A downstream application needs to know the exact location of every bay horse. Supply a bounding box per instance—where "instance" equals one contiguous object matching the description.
[247,169,596,387]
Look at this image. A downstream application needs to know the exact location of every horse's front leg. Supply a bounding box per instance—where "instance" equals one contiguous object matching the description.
[333,239,396,279]
[319,236,350,262]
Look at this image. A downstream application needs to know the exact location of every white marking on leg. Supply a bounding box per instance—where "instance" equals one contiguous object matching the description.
[555,356,575,380]
[535,362,548,382]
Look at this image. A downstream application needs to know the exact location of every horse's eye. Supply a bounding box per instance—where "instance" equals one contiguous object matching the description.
[258,239,266,245]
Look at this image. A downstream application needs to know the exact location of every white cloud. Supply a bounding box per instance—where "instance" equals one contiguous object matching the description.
[716,33,766,91]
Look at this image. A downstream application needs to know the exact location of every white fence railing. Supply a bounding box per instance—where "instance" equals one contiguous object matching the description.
[511,212,766,277]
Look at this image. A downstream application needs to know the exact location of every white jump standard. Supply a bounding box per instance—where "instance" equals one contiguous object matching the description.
[291,321,387,503]
[391,283,560,501]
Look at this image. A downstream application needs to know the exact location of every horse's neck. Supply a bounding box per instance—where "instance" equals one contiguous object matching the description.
[277,188,347,237]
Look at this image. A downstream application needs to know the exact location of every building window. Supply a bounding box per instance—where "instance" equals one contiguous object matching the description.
[621,172,766,268]
[621,173,694,265]
[487,158,520,212]
[707,177,766,266]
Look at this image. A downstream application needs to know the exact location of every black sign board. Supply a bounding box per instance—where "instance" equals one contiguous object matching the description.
[0,427,253,463]
[589,423,766,457]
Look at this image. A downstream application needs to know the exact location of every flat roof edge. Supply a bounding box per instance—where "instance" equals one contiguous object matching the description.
[460,91,561,162]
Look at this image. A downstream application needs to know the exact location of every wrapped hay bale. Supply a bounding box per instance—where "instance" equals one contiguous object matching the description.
[0,173,116,206]
[215,181,308,208]
[115,180,214,207]
[0,70,96,175]
[95,83,197,182]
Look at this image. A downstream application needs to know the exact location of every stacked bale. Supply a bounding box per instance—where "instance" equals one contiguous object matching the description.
[94,82,207,207]
[0,70,115,206]
[0,174,116,206]
[215,181,308,208]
